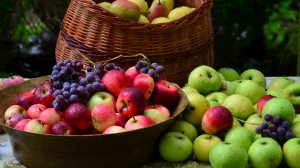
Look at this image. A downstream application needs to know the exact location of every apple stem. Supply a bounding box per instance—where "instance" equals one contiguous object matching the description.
[233,117,261,126]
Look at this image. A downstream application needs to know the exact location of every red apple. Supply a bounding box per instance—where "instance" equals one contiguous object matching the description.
[103,125,126,134]
[14,91,34,109]
[24,119,52,134]
[38,108,61,126]
[4,104,27,121]
[33,81,54,107]
[116,112,128,127]
[5,113,28,127]
[124,115,154,131]
[125,66,140,82]
[145,104,171,119]
[201,106,233,135]
[151,80,180,108]
[27,103,47,119]
[65,103,91,131]
[14,118,31,131]
[91,104,117,132]
[51,120,76,135]
[101,70,132,97]
[133,73,155,99]
[116,87,146,118]
[257,94,276,116]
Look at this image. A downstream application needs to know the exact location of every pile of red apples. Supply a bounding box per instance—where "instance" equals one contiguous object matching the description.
[3,65,181,135]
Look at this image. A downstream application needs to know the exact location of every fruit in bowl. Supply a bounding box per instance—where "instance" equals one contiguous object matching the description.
[0,57,187,168]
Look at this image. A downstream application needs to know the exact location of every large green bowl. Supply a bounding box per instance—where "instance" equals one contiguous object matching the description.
[0,76,187,168]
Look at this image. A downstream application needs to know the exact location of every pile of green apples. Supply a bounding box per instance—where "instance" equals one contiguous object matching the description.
[98,0,195,24]
[157,65,300,168]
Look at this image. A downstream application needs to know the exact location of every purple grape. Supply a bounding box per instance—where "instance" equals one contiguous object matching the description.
[277,126,286,135]
[256,126,264,134]
[155,65,164,74]
[268,124,276,132]
[281,120,290,129]
[273,115,282,125]
[261,122,269,130]
[264,114,273,122]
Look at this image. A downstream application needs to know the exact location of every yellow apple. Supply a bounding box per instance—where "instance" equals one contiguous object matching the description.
[168,6,196,21]
[151,17,171,24]
[138,15,149,23]
[222,94,254,120]
[182,92,210,125]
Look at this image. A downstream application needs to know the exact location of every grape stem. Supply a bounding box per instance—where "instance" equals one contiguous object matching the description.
[233,117,261,126]
[75,49,151,66]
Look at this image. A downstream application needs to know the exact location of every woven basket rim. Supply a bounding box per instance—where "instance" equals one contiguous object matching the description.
[65,0,213,30]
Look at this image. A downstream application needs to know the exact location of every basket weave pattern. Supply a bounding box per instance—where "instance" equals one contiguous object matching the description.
[55,0,214,86]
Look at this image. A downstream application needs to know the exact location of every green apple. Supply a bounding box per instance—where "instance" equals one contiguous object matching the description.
[262,97,296,124]
[235,79,266,104]
[205,91,227,105]
[267,77,295,90]
[217,67,240,82]
[109,0,141,21]
[224,126,253,151]
[253,103,258,114]
[266,89,283,98]
[128,0,148,13]
[218,72,226,81]
[239,68,266,88]
[219,80,238,96]
[193,134,222,162]
[243,113,264,140]
[209,142,248,168]
[248,137,282,168]
[232,118,241,127]
[208,100,220,107]
[187,65,222,95]
[182,92,210,125]
[168,120,198,142]
[294,114,300,123]
[291,121,300,138]
[143,109,168,124]
[282,82,300,113]
[87,91,116,111]
[159,132,193,162]
[254,134,262,140]
[181,86,198,95]
[222,94,254,120]
[233,79,243,85]
[283,138,300,168]
[168,6,195,21]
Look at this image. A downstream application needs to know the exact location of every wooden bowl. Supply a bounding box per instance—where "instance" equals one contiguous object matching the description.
[0,76,187,168]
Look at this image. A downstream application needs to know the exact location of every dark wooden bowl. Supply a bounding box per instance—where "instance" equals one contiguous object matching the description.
[0,76,187,168]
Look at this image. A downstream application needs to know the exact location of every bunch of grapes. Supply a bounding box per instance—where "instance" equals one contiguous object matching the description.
[256,114,295,145]
[50,60,124,111]
[135,60,165,82]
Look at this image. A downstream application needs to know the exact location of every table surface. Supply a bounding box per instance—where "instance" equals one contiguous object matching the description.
[0,76,299,168]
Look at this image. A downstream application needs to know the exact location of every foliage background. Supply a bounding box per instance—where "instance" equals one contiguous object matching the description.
[0,0,299,78]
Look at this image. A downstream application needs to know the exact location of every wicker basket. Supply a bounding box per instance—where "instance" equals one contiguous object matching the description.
[55,0,214,86]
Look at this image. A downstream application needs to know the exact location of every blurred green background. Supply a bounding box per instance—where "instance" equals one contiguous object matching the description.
[0,0,299,78]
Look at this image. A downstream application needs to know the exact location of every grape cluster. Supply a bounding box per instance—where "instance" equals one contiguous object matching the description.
[135,60,165,82]
[256,114,295,145]
[51,60,124,111]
